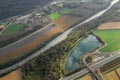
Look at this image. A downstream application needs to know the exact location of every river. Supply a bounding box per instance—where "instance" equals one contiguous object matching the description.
[0,0,119,76]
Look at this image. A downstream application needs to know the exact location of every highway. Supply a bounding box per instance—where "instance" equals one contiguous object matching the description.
[63,51,120,80]
[83,53,100,80]
[0,0,119,77]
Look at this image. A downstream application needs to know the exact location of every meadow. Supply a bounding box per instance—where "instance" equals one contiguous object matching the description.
[94,29,120,52]
[49,8,71,20]
[3,23,27,34]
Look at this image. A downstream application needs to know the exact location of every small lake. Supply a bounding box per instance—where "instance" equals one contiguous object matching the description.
[65,34,103,73]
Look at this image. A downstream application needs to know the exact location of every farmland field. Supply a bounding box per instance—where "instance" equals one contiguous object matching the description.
[54,2,107,30]
[93,29,120,52]
[116,68,120,77]
[116,68,120,76]
[77,74,93,80]
[49,8,71,20]
[0,69,22,80]
[102,67,120,80]
[0,27,63,64]
[104,71,119,80]
[3,23,27,34]
[98,22,120,30]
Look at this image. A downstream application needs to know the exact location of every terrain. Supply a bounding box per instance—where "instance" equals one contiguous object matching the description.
[94,28,120,52]
[0,69,22,80]
[0,0,120,80]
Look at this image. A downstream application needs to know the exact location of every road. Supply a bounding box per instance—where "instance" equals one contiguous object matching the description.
[83,53,100,80]
[0,0,119,76]
[63,51,120,80]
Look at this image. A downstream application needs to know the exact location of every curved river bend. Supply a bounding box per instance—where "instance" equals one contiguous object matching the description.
[0,0,119,76]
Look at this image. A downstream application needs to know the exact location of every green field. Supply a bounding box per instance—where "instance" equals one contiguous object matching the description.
[3,23,27,34]
[49,8,71,20]
[93,29,120,52]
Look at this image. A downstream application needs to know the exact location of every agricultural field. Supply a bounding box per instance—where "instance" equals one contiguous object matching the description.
[98,22,120,30]
[0,27,63,64]
[0,69,22,80]
[54,15,82,30]
[2,23,28,34]
[54,2,107,30]
[102,67,120,80]
[76,74,93,80]
[104,71,119,80]
[93,22,120,52]
[116,68,120,77]
[49,8,71,20]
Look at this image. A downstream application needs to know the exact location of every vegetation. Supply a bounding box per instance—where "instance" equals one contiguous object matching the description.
[49,13,61,20]
[0,0,53,20]
[77,4,120,52]
[0,22,48,48]
[49,8,71,20]
[3,23,27,34]
[93,29,120,52]
[0,32,61,70]
[22,29,83,80]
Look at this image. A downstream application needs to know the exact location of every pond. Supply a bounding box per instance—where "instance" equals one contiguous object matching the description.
[65,34,103,73]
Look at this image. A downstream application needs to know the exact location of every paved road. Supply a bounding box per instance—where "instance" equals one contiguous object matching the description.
[83,54,100,80]
[0,22,55,56]
[63,51,120,80]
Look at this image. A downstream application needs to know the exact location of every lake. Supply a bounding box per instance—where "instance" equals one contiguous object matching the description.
[65,34,103,72]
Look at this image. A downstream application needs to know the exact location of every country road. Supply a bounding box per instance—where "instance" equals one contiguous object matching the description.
[0,0,119,77]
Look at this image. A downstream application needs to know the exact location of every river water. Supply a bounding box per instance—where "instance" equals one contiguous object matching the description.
[65,35,103,72]
[0,0,119,76]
